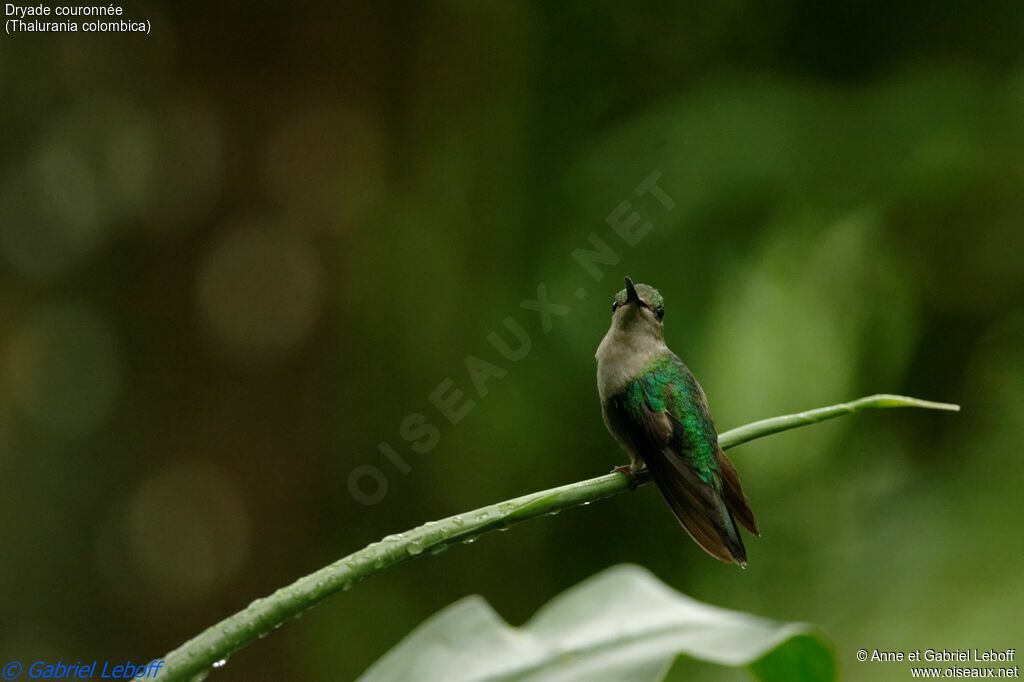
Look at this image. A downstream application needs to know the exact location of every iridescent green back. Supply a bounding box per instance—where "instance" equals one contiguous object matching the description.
[621,354,719,487]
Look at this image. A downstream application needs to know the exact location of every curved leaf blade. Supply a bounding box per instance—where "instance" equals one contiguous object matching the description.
[359,565,835,682]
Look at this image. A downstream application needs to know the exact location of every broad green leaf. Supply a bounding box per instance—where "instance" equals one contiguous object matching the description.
[359,565,835,682]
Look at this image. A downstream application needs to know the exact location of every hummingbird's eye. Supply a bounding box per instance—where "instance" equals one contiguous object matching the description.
[611,301,619,314]
[655,306,665,321]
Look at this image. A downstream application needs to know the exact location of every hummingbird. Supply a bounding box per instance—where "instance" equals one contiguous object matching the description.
[596,277,759,566]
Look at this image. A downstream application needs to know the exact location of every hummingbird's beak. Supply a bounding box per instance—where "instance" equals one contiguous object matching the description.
[624,276,642,306]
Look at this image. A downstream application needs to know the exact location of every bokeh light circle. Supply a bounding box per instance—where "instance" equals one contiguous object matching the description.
[198,218,323,364]
[4,302,122,435]
[0,140,105,280]
[127,458,250,602]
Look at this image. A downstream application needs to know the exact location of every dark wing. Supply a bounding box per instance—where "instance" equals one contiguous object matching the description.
[606,355,757,565]
[646,408,748,565]
[716,447,759,536]
[661,356,759,538]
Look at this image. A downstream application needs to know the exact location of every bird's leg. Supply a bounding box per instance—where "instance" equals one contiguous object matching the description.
[611,458,645,490]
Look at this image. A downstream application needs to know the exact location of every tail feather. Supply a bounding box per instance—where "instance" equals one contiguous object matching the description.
[716,448,760,536]
[642,446,748,566]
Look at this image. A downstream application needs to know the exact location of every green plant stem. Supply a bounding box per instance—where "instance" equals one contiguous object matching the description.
[154,394,958,681]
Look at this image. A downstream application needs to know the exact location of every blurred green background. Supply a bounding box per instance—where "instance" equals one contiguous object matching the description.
[2,2,1023,680]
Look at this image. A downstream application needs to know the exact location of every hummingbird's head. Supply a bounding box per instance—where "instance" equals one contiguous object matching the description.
[610,276,665,339]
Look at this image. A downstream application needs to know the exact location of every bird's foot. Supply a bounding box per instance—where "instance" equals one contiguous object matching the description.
[611,464,642,490]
